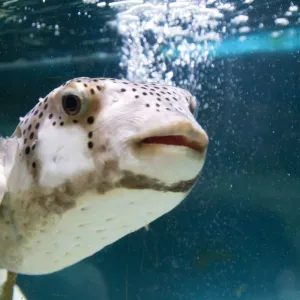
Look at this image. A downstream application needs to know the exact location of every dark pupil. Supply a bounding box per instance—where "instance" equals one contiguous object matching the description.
[63,95,80,115]
[189,103,194,114]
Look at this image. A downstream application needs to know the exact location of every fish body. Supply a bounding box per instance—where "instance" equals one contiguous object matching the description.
[0,77,208,275]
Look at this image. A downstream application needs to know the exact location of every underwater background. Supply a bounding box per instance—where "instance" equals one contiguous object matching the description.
[1,0,300,299]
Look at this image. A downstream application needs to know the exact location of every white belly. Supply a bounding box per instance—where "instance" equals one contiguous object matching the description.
[18,188,185,274]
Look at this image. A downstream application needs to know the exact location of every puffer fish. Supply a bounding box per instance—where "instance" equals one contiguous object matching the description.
[0,77,208,298]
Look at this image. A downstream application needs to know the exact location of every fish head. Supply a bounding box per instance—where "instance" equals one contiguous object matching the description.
[0,77,209,275]
[12,77,208,192]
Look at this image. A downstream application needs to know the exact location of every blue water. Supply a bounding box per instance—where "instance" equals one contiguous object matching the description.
[0,28,299,72]
[1,1,300,299]
[162,28,300,59]
[0,50,298,300]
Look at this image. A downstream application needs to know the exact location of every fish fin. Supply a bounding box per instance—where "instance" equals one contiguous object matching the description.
[0,138,20,204]
[13,285,27,300]
[0,269,7,286]
[0,269,27,300]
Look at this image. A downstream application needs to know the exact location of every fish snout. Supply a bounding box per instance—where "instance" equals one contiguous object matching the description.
[168,120,209,154]
[134,120,209,155]
[188,125,209,154]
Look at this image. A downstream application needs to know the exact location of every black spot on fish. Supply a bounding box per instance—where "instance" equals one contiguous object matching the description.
[87,116,94,124]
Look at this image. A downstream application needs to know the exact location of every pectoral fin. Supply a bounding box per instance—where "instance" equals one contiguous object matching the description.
[0,269,27,300]
[0,138,19,204]
[0,270,16,300]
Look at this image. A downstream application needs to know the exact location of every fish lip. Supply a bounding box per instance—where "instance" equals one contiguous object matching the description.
[131,127,209,154]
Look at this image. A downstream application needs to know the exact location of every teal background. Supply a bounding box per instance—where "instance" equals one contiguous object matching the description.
[1,0,300,299]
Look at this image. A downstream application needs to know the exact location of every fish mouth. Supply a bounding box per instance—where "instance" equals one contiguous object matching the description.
[133,123,209,154]
[140,135,206,153]
[134,133,208,154]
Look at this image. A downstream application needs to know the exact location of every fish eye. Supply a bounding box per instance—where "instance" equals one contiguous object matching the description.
[62,94,81,115]
[189,102,195,114]
[189,98,199,119]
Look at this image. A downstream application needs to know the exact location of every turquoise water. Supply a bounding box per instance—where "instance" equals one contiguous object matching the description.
[2,52,296,300]
[1,0,300,299]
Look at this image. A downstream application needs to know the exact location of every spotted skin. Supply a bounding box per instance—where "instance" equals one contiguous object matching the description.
[0,77,208,275]
[16,77,200,165]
